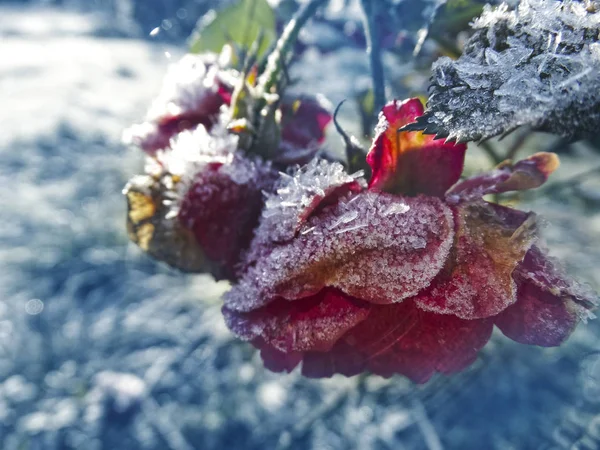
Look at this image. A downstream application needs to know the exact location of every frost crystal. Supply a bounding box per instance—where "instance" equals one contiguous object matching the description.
[122,53,234,153]
[407,0,600,142]
[145,53,224,122]
[258,159,366,244]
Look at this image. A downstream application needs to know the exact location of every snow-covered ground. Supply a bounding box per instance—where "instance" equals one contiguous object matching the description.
[1,4,600,450]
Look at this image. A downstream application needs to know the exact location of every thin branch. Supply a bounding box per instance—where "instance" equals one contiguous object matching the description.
[505,126,532,161]
[259,0,328,94]
[360,0,386,116]
[545,165,600,193]
[479,141,503,166]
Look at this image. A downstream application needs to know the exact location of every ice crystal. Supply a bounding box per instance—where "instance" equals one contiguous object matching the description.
[122,52,234,153]
[258,159,366,244]
[407,0,600,142]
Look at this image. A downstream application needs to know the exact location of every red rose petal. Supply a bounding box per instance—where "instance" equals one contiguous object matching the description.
[362,305,493,382]
[446,152,560,202]
[259,343,303,373]
[281,95,332,148]
[178,155,277,279]
[494,281,580,347]
[224,192,455,312]
[367,98,467,197]
[301,300,493,383]
[223,288,370,354]
[415,202,538,319]
[495,246,597,346]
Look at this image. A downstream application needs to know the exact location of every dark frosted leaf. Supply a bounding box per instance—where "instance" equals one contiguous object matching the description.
[188,0,276,58]
[407,0,600,142]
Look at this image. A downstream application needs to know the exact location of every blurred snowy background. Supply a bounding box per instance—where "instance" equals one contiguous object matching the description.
[1,1,600,449]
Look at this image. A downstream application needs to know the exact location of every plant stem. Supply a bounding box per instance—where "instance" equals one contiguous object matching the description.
[545,165,600,193]
[505,126,532,161]
[259,0,328,94]
[479,141,503,166]
[360,0,386,115]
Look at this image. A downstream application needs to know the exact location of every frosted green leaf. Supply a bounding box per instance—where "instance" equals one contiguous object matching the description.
[406,0,600,142]
[188,0,276,58]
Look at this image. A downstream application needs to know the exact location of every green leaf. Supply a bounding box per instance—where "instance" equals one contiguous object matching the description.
[188,0,276,59]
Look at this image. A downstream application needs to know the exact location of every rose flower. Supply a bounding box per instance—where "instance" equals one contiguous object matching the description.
[123,52,234,155]
[122,51,331,160]
[223,98,597,383]
[123,52,333,280]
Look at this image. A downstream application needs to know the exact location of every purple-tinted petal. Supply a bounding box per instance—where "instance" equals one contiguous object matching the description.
[258,342,303,373]
[224,191,454,313]
[495,246,598,346]
[281,95,332,148]
[495,281,581,347]
[367,98,467,197]
[415,202,538,319]
[178,153,277,280]
[223,288,370,354]
[446,152,560,203]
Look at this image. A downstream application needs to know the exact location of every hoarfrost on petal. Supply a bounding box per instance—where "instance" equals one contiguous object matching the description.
[415,202,538,319]
[259,159,365,244]
[496,244,599,346]
[123,53,233,154]
[225,192,454,312]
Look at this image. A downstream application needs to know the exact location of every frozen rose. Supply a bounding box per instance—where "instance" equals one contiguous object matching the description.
[223,98,597,383]
[122,51,332,164]
[123,53,234,155]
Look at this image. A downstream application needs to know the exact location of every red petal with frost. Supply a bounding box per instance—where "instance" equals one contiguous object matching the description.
[223,288,370,353]
[414,202,537,319]
[124,53,233,154]
[367,98,467,197]
[241,298,493,383]
[178,156,277,280]
[495,246,597,346]
[446,152,560,202]
[223,192,454,313]
[257,160,365,246]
